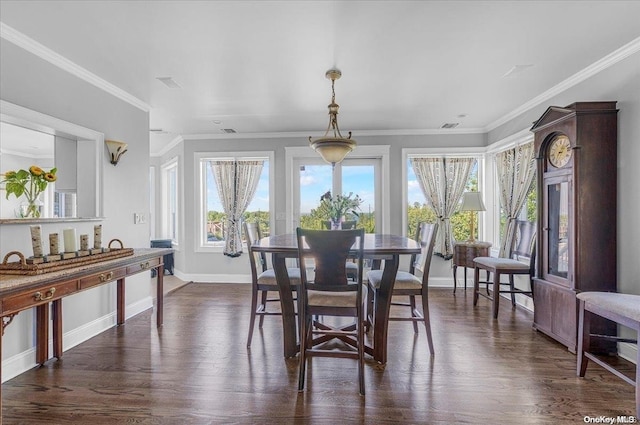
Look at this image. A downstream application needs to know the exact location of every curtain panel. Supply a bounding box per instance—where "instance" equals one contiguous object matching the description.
[495,142,536,257]
[411,157,475,259]
[209,160,264,257]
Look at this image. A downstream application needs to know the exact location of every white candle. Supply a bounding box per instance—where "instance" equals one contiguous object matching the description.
[30,225,43,257]
[94,224,102,249]
[63,228,77,253]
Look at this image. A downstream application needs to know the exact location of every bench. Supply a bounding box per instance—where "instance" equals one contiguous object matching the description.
[577,291,640,417]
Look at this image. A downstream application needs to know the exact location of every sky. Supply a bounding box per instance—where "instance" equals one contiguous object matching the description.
[206,159,447,214]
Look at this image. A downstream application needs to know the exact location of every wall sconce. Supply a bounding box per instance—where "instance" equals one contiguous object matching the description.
[105,140,128,166]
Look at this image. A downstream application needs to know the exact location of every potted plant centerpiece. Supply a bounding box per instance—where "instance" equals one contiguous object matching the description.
[318,191,362,229]
[1,165,57,218]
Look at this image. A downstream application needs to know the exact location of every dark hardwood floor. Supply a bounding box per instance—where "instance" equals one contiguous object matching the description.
[3,283,636,424]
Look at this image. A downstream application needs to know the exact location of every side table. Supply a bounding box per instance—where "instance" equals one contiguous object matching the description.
[453,241,491,294]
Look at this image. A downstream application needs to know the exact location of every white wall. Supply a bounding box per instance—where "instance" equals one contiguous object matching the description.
[158,132,486,283]
[0,38,151,380]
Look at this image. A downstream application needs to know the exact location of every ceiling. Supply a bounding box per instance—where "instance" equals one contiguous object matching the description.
[1,1,639,155]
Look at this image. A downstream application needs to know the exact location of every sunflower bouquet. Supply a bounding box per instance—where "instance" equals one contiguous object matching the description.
[1,165,57,218]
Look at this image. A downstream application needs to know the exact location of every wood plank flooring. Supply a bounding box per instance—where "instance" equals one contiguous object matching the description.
[2,283,636,424]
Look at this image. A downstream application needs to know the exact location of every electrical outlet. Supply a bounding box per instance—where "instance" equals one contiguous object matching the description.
[134,213,146,224]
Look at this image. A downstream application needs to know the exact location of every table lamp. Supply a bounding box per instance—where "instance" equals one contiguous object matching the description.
[459,192,486,242]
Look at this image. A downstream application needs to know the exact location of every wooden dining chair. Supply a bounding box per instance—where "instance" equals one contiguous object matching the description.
[244,221,300,348]
[472,220,536,318]
[320,220,359,281]
[366,222,438,355]
[296,227,366,395]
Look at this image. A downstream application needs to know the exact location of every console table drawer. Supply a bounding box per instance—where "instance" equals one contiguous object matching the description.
[80,267,127,289]
[3,280,79,313]
[127,257,161,275]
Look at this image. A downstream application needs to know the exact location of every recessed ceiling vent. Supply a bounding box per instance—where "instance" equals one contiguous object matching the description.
[441,123,459,129]
[222,128,237,134]
[156,77,181,89]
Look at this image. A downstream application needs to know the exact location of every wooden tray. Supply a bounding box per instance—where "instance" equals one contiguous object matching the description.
[0,239,134,276]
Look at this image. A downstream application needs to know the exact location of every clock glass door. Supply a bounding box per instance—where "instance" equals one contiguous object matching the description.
[544,177,571,284]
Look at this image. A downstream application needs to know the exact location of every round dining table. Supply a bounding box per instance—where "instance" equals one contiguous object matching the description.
[252,232,421,365]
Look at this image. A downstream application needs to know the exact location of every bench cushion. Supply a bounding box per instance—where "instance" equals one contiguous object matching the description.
[577,292,640,322]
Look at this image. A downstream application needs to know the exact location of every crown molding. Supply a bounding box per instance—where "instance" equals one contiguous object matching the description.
[486,36,640,132]
[151,135,184,157]
[0,22,151,113]
[181,126,485,141]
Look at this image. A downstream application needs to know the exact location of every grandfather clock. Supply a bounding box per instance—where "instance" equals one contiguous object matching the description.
[531,101,618,353]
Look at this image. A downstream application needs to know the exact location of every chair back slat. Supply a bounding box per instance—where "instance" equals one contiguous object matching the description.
[296,228,364,291]
[511,220,537,260]
[244,222,267,273]
[411,222,439,282]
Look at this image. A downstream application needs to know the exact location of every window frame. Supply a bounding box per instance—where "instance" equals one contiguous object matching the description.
[195,151,274,253]
[485,130,536,255]
[402,147,486,239]
[161,157,179,246]
[285,145,390,234]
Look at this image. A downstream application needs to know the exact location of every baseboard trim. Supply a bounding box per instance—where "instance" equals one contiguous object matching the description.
[619,342,638,365]
[2,296,152,383]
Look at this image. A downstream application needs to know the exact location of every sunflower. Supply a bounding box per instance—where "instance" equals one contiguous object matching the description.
[29,165,44,176]
[44,172,57,182]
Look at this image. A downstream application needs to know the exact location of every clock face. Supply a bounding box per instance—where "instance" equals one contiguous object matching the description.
[548,135,572,168]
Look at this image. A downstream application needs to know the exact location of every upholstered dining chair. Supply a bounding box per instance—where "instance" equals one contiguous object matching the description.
[472,220,536,319]
[244,221,300,348]
[296,227,366,395]
[366,222,438,355]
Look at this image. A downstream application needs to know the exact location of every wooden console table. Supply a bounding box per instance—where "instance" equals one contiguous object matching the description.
[453,241,491,293]
[0,247,172,421]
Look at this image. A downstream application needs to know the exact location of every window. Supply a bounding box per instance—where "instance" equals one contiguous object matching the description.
[197,153,272,249]
[296,158,380,232]
[405,153,483,240]
[495,144,537,244]
[161,158,178,244]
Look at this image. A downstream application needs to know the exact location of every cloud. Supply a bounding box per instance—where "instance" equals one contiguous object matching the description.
[300,175,316,186]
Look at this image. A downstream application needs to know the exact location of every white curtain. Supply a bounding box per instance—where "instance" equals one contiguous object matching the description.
[209,160,264,257]
[496,142,536,257]
[411,157,475,259]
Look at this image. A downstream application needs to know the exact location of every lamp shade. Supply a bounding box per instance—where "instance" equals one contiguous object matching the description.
[310,137,356,165]
[459,192,486,212]
[105,140,128,165]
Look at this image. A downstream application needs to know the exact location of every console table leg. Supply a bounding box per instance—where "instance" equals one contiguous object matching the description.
[156,266,164,327]
[52,299,63,359]
[117,278,125,325]
[36,304,49,365]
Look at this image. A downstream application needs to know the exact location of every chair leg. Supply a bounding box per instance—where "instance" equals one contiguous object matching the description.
[577,301,590,377]
[473,267,480,306]
[367,286,377,332]
[509,275,516,308]
[258,290,268,327]
[492,272,501,319]
[298,314,309,392]
[247,285,259,348]
[636,332,640,418]
[358,307,365,396]
[421,291,434,356]
[409,295,419,333]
